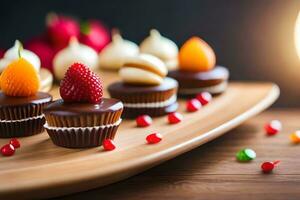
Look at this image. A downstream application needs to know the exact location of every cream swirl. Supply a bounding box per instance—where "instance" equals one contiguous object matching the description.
[0,40,41,73]
[119,54,167,85]
[140,29,178,70]
[53,37,98,80]
[99,31,139,70]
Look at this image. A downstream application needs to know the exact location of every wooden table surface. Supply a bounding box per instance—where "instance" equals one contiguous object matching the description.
[54,109,300,200]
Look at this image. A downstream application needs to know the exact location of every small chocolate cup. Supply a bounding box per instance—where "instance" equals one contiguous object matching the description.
[46,123,120,148]
[0,117,45,138]
[43,98,123,148]
[168,66,229,97]
[0,92,52,138]
[108,77,178,118]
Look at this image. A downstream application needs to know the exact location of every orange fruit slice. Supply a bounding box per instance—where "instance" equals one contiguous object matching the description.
[179,37,216,72]
[0,58,40,97]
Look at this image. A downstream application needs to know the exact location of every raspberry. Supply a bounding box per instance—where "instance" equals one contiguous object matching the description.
[60,63,103,103]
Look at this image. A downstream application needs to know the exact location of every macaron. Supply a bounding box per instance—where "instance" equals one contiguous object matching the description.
[108,54,178,118]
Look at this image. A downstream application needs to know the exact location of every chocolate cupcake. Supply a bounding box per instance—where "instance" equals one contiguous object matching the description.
[108,54,178,118]
[0,57,52,138]
[168,66,229,97]
[44,63,123,148]
[168,37,229,97]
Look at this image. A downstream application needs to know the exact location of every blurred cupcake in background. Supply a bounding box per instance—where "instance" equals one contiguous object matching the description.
[108,54,178,118]
[98,30,139,71]
[53,37,98,81]
[140,29,178,70]
[168,37,229,97]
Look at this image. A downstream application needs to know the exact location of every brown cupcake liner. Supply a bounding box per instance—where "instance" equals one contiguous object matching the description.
[45,123,120,148]
[44,108,123,127]
[109,88,177,104]
[122,102,178,119]
[178,81,228,97]
[0,102,50,120]
[0,116,45,138]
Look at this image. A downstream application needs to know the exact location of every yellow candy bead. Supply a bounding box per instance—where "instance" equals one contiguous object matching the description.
[290,131,300,144]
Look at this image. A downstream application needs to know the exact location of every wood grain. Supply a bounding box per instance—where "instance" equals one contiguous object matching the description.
[56,109,300,200]
[0,71,279,199]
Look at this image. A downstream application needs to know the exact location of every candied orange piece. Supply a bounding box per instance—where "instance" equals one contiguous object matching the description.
[0,58,40,97]
[290,131,300,144]
[179,37,216,72]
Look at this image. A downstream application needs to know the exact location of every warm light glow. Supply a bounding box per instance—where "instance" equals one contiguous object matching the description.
[295,12,300,59]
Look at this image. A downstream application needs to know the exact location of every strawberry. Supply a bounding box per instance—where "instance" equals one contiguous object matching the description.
[46,13,80,50]
[60,63,103,103]
[80,20,110,52]
[0,48,5,58]
[25,36,55,73]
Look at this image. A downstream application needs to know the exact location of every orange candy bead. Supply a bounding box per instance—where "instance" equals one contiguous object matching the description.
[179,37,216,72]
[290,131,300,144]
[0,58,40,97]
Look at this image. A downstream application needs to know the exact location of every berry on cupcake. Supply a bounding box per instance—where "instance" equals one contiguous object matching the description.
[0,49,52,137]
[44,63,123,148]
[108,54,178,118]
[168,37,229,97]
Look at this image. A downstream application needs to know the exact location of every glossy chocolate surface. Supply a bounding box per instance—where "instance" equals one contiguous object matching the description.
[122,102,178,119]
[44,98,123,116]
[0,92,52,107]
[107,77,178,94]
[168,66,229,88]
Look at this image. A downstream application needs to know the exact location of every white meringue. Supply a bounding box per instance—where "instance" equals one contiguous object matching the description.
[140,29,178,70]
[98,32,139,70]
[0,40,41,73]
[119,54,167,85]
[53,37,98,80]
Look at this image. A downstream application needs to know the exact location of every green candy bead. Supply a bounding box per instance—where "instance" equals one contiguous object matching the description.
[244,148,256,159]
[236,148,256,162]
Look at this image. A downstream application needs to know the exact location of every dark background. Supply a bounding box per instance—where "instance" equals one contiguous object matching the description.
[1,0,300,106]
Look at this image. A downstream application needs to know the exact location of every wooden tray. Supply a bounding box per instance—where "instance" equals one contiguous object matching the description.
[0,71,279,199]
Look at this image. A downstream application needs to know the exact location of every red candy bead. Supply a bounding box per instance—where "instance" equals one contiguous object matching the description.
[1,144,15,156]
[10,138,20,148]
[102,139,116,151]
[186,99,202,112]
[261,160,280,173]
[168,112,183,124]
[265,120,282,136]
[196,92,212,106]
[136,115,152,127]
[146,133,162,144]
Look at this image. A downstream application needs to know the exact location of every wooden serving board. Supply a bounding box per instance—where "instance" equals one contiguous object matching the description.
[0,71,279,199]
